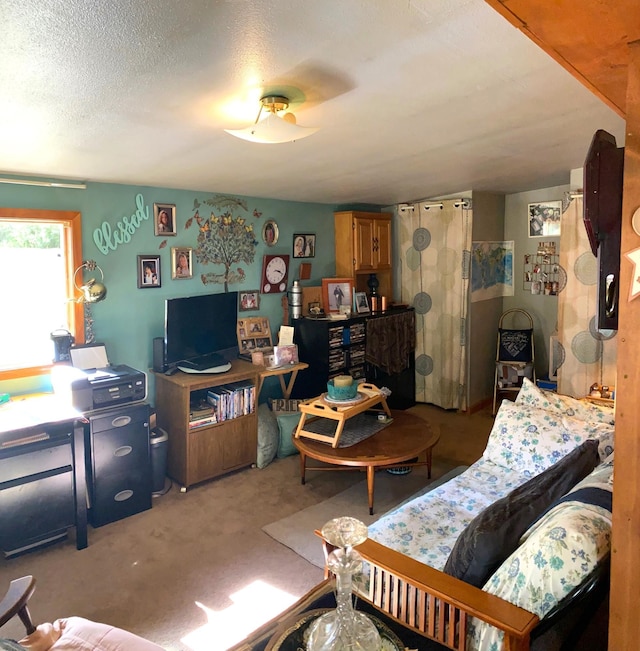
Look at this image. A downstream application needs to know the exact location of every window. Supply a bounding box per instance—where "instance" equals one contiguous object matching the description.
[0,207,83,379]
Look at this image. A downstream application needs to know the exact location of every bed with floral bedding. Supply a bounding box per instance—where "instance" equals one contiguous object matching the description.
[323,379,615,651]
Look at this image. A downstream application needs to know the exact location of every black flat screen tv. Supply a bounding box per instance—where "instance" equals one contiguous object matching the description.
[164,291,239,369]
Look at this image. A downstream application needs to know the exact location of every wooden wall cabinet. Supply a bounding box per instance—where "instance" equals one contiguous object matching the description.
[154,360,259,490]
[335,211,393,298]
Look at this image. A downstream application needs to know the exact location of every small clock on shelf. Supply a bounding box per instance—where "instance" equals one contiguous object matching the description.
[260,254,290,294]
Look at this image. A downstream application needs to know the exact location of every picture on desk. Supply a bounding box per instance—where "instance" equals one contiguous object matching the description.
[237,317,273,356]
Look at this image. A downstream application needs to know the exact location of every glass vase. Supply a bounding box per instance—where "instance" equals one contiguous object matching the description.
[306,517,381,651]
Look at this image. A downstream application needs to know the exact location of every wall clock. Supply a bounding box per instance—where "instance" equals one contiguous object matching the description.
[261,254,290,293]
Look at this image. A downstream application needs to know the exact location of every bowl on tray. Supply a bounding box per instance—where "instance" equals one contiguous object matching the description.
[327,376,358,401]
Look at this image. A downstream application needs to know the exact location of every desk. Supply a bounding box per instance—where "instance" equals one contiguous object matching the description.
[0,395,88,554]
[256,361,309,400]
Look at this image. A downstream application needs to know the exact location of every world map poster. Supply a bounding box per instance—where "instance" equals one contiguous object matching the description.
[471,240,514,302]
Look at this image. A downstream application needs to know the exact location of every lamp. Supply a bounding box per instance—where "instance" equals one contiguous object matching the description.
[73,260,107,303]
[225,95,319,144]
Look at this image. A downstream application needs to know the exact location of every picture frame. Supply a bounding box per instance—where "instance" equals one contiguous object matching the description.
[293,233,316,258]
[238,289,260,312]
[354,291,370,313]
[322,277,354,313]
[262,219,279,246]
[528,201,562,237]
[171,247,193,279]
[137,255,161,288]
[154,203,177,236]
[236,317,273,358]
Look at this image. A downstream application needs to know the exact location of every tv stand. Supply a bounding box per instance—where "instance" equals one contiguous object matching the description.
[154,359,259,490]
[178,362,232,374]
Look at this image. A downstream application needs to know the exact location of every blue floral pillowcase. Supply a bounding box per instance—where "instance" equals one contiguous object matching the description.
[515,377,615,426]
[483,399,615,477]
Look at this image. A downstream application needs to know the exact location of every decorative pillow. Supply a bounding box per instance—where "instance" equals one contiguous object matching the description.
[516,377,615,426]
[443,439,599,587]
[256,403,279,469]
[483,400,614,475]
[468,491,612,651]
[276,412,302,458]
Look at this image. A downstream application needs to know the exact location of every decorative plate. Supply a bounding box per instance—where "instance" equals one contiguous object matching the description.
[321,391,367,406]
[265,608,405,651]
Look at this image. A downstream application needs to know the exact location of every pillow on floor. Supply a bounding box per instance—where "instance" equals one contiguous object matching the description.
[483,399,613,475]
[443,438,599,587]
[276,412,301,458]
[515,377,615,426]
[256,403,279,469]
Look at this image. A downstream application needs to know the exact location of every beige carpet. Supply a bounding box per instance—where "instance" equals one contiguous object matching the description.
[262,465,466,568]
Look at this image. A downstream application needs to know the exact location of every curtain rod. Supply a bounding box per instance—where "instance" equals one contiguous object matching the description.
[0,177,87,190]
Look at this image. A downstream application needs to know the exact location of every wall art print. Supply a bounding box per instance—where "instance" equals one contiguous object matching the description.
[186,195,259,290]
[471,240,514,303]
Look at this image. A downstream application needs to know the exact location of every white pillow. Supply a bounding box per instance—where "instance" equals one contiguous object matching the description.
[483,400,614,476]
[515,377,615,425]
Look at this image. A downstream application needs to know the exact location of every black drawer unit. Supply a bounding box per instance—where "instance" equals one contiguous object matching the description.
[0,423,77,557]
[85,403,152,527]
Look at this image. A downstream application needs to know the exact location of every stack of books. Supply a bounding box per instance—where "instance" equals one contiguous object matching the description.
[189,401,217,429]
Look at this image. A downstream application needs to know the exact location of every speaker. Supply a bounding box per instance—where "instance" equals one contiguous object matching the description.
[152,337,167,373]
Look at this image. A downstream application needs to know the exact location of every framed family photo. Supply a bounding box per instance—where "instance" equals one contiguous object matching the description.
[354,291,370,313]
[171,247,193,279]
[322,277,354,313]
[528,201,562,237]
[137,255,161,288]
[154,203,177,236]
[239,289,260,312]
[293,233,316,258]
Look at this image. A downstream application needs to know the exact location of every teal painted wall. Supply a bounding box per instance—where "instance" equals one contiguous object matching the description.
[0,181,339,402]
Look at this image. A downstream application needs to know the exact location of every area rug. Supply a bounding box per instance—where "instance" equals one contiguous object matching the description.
[262,464,467,568]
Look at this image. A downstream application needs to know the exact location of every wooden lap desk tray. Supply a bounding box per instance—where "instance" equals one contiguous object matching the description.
[294,383,391,448]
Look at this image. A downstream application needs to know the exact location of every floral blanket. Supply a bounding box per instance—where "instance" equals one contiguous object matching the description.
[367,458,531,570]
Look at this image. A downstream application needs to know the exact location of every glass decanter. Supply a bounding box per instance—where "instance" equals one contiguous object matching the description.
[306,517,382,651]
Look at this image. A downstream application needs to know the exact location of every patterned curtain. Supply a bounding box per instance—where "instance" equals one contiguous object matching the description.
[557,196,617,396]
[397,200,473,409]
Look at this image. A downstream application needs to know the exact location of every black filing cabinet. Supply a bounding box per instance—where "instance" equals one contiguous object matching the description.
[85,402,152,527]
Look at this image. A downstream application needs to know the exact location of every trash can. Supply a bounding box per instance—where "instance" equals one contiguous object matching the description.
[150,428,169,495]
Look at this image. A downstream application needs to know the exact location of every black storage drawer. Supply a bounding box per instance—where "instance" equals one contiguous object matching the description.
[90,423,149,476]
[89,468,151,527]
[90,403,149,434]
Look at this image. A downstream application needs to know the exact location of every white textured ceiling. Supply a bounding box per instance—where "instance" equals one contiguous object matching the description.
[0,0,626,205]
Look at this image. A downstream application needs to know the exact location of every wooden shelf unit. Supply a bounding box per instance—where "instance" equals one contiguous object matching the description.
[154,359,259,490]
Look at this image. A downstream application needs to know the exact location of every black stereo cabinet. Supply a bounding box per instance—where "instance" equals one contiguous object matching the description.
[291,308,416,410]
[85,402,152,527]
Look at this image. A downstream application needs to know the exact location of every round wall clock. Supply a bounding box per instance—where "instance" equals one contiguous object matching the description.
[261,254,290,293]
[262,220,279,246]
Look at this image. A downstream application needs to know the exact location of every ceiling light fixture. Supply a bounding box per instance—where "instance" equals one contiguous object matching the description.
[225,95,319,144]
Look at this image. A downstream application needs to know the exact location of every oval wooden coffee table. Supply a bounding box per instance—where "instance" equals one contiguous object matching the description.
[292,411,439,514]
